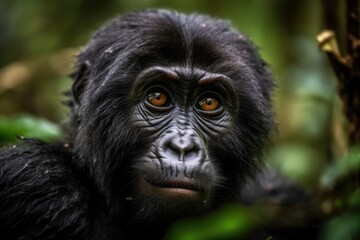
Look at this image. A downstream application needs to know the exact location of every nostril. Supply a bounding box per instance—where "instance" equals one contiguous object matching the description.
[157,130,205,162]
[167,138,203,162]
[164,141,181,160]
[170,138,195,153]
[183,150,198,161]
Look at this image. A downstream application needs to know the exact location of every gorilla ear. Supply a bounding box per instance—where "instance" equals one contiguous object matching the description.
[70,60,91,105]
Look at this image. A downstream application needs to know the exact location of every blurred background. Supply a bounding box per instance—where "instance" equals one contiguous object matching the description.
[0,0,341,187]
[1,0,357,239]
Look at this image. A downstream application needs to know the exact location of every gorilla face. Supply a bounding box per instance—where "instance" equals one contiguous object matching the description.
[129,67,235,215]
[70,9,274,225]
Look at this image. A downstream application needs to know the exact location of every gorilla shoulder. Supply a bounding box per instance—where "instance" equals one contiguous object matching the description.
[0,139,90,239]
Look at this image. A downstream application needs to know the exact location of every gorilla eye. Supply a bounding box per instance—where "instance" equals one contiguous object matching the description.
[144,88,172,111]
[148,92,168,106]
[198,97,219,111]
[196,94,224,116]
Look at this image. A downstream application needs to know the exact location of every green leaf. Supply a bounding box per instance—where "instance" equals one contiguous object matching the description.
[321,213,360,240]
[321,145,360,189]
[165,204,256,240]
[0,114,61,144]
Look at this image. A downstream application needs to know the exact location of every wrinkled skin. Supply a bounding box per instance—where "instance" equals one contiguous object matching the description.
[0,9,276,240]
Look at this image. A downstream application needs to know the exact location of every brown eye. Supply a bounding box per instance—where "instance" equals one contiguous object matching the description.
[198,97,219,111]
[147,92,168,106]
[144,88,173,112]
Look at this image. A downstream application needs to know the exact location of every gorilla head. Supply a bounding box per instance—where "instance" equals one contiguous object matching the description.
[69,9,274,230]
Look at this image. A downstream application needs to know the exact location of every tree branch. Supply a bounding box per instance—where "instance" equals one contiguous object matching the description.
[317,0,360,145]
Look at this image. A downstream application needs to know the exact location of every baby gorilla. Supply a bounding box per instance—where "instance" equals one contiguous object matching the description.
[0,9,275,239]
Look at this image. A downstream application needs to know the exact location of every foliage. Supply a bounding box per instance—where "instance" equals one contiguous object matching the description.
[320,188,360,240]
[322,145,360,189]
[0,114,61,145]
[320,146,360,240]
[165,204,258,240]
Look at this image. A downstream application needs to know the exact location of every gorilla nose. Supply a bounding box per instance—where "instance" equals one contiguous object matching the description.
[160,130,205,163]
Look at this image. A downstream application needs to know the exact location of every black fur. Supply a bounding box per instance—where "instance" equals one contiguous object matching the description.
[0,9,276,239]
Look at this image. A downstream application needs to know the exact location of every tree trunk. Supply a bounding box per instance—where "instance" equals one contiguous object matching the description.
[318,0,360,145]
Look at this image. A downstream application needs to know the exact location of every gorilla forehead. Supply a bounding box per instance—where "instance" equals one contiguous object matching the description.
[76,9,272,131]
[81,9,254,80]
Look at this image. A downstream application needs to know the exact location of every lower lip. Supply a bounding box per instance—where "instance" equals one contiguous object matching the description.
[139,178,205,199]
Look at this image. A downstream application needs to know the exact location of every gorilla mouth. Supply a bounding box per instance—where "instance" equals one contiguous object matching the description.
[140,177,207,199]
[147,178,204,191]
